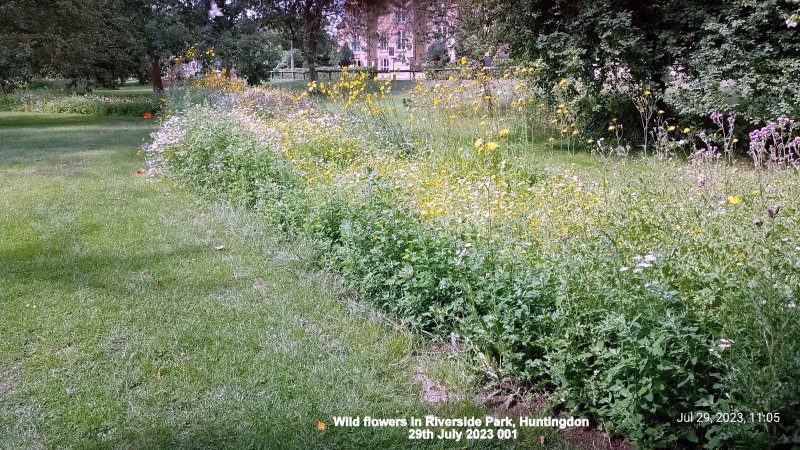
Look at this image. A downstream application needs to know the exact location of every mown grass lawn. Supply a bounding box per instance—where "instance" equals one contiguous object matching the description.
[0,112,575,449]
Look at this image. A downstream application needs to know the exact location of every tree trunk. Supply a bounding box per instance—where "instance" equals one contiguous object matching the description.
[305,37,319,81]
[149,54,164,93]
[304,4,321,82]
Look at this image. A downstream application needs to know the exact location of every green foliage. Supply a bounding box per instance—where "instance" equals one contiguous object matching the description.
[666,0,800,123]
[493,0,800,136]
[229,24,283,85]
[0,90,161,116]
[0,46,32,93]
[337,44,355,67]
[425,38,450,67]
[2,110,534,450]
[146,85,800,448]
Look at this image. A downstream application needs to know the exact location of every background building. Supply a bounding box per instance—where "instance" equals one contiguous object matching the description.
[337,0,457,73]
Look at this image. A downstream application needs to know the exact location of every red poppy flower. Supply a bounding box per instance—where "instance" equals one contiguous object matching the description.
[136,170,143,175]
[143,113,153,119]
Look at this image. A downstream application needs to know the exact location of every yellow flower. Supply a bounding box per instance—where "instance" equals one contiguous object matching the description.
[732,138,739,143]
[658,109,665,114]
[460,56,467,65]
[683,127,691,133]
[548,137,556,142]
[727,195,741,204]
[586,139,594,144]
[608,125,616,131]
[474,138,484,149]
[667,125,676,131]
[499,128,509,137]
[692,227,702,235]
[485,141,499,151]
[644,90,652,96]
[558,78,567,86]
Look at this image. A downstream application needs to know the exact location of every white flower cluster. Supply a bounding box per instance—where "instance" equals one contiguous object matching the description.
[620,252,657,273]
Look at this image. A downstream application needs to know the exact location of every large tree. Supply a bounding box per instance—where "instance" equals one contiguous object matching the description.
[0,0,144,89]
[0,0,205,91]
[258,0,342,81]
[127,0,203,92]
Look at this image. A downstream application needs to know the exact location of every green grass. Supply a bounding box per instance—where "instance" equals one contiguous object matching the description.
[95,84,156,97]
[0,112,577,448]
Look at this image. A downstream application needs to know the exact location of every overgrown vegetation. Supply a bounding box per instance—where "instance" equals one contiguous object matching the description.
[145,72,800,448]
[3,110,563,449]
[0,86,161,116]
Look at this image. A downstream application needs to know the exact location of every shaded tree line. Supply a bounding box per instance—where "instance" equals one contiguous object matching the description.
[0,0,341,92]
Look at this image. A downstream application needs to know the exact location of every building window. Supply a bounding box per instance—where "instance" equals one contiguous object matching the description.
[379,35,388,51]
[352,35,361,53]
[396,30,406,51]
[380,58,389,71]
[396,6,405,24]
[389,47,395,56]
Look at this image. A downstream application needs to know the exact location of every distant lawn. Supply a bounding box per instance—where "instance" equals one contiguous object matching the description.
[95,84,156,97]
[0,112,576,448]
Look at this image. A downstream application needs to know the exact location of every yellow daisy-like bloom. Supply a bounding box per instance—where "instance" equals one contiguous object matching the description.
[727,195,741,204]
[732,138,739,143]
[485,141,499,151]
[644,90,652,96]
[658,109,665,114]
[558,78,567,86]
[460,56,467,65]
[667,125,676,131]
[608,125,616,131]
[548,137,556,142]
[683,127,691,133]
[692,227,702,235]
[499,128,509,137]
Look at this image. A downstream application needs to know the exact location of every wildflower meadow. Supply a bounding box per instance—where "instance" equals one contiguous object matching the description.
[143,69,800,448]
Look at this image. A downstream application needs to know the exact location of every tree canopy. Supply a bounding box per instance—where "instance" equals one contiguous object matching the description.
[493,0,800,123]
